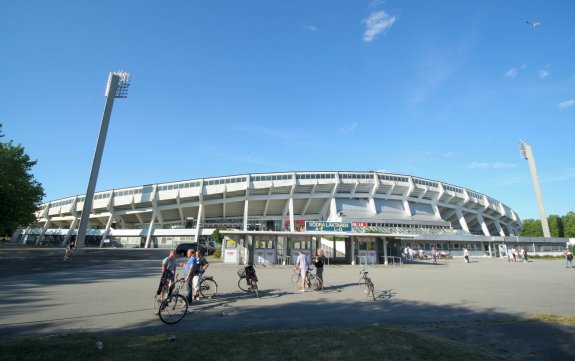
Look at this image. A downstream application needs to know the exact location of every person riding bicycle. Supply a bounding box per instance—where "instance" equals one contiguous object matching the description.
[191,250,209,300]
[157,250,177,300]
[294,250,309,292]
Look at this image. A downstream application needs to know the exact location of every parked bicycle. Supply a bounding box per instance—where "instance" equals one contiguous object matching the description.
[153,276,189,324]
[237,264,260,298]
[358,269,375,301]
[291,267,322,292]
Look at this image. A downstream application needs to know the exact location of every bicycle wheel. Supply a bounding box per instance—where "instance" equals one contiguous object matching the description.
[238,277,250,292]
[159,294,188,324]
[359,278,370,294]
[291,273,303,290]
[309,275,322,292]
[200,278,217,298]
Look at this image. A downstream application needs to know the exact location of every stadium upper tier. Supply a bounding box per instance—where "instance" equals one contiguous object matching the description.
[34,171,522,237]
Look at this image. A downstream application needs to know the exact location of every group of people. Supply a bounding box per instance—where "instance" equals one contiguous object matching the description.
[294,249,326,292]
[156,248,209,303]
[506,247,529,263]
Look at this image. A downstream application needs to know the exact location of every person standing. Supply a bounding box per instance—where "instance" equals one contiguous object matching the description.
[565,249,573,268]
[463,247,469,263]
[312,249,325,287]
[157,249,177,300]
[294,250,309,292]
[431,247,437,264]
[63,238,76,260]
[183,249,197,303]
[192,250,209,300]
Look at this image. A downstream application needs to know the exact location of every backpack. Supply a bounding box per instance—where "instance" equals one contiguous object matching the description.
[568,253,573,261]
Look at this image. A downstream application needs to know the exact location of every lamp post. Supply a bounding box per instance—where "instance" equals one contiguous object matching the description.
[519,140,550,237]
[76,71,130,249]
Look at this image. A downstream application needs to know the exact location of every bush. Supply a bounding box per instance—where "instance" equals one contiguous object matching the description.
[213,247,222,259]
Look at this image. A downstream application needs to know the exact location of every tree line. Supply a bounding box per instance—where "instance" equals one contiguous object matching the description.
[520,212,575,238]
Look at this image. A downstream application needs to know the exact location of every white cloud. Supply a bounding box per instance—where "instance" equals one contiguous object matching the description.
[468,162,519,169]
[363,11,396,43]
[505,68,519,78]
[339,122,358,135]
[302,25,318,32]
[369,0,386,8]
[539,64,551,78]
[558,99,575,109]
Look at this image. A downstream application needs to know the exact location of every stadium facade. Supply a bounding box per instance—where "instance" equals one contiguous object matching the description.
[18,171,566,264]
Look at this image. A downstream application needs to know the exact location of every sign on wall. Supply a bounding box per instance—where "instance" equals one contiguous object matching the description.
[305,221,352,232]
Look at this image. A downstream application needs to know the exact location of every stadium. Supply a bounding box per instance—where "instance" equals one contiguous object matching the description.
[18,171,565,264]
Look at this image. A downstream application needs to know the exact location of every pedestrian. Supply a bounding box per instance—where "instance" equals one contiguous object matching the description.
[463,247,469,263]
[192,250,209,300]
[566,250,573,268]
[63,238,76,260]
[183,249,196,303]
[431,247,437,264]
[294,250,309,292]
[512,247,518,262]
[312,249,325,286]
[408,247,414,261]
[157,249,177,300]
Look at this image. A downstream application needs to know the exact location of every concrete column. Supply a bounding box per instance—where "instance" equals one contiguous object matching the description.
[477,213,490,236]
[456,208,470,233]
[144,209,157,248]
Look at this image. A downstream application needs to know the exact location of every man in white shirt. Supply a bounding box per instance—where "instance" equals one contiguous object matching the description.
[294,251,309,292]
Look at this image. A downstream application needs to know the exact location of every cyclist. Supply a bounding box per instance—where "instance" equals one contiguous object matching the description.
[294,250,309,292]
[157,249,177,300]
[192,250,209,300]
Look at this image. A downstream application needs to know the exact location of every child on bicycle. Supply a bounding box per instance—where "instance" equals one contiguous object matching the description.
[63,239,76,260]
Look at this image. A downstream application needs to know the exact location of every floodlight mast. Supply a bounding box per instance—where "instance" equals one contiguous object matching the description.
[75,71,130,249]
[518,140,551,237]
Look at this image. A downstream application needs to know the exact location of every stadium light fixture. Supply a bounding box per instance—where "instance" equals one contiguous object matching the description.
[75,71,131,250]
[518,140,550,237]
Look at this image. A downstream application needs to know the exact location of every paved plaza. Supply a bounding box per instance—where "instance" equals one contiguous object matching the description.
[1,248,574,359]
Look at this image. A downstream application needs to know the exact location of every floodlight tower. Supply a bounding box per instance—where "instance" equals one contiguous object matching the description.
[519,140,550,237]
[76,71,130,249]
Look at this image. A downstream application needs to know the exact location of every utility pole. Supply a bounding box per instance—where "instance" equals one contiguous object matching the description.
[76,71,130,248]
[519,140,550,237]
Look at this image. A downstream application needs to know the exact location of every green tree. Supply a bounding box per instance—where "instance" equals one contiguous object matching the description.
[563,211,575,238]
[211,228,223,244]
[0,124,45,237]
[520,218,543,237]
[547,214,563,237]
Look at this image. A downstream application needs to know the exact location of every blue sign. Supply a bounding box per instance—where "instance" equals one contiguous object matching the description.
[305,221,352,232]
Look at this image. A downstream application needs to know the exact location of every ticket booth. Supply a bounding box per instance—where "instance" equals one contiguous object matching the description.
[254,236,276,265]
[357,237,377,265]
[290,235,311,264]
[223,237,240,264]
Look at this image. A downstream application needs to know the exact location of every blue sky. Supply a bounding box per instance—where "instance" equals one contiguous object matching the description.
[1,0,574,220]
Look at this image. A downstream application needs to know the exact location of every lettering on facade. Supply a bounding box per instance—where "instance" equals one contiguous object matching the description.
[305,221,352,232]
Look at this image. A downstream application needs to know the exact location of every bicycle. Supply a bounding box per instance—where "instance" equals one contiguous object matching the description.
[198,274,218,298]
[291,267,322,292]
[358,269,375,301]
[154,276,189,324]
[237,265,260,298]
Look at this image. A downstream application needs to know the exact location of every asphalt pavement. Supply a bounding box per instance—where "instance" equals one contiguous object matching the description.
[1,247,574,360]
